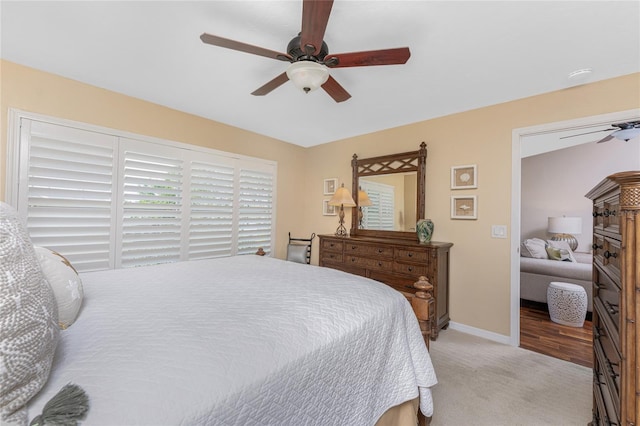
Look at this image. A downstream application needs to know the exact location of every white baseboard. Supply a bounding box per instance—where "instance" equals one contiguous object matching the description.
[447,321,512,345]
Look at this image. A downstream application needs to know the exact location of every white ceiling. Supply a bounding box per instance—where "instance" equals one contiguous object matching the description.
[1,1,639,148]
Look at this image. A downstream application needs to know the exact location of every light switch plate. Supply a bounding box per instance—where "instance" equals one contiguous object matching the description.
[491,225,507,238]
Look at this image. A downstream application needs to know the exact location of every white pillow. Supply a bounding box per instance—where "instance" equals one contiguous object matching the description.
[547,240,577,262]
[34,246,84,329]
[521,238,548,259]
[0,202,59,425]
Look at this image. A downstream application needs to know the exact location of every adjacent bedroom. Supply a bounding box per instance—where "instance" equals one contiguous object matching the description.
[1,1,639,425]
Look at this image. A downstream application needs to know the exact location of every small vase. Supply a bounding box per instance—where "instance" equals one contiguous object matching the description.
[416,219,434,243]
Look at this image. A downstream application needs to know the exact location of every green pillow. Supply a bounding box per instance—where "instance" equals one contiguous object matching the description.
[546,246,573,262]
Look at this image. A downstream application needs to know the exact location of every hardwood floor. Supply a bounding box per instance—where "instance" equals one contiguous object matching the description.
[519,301,593,368]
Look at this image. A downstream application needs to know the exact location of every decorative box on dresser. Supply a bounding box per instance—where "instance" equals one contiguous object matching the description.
[319,234,452,339]
[586,171,640,426]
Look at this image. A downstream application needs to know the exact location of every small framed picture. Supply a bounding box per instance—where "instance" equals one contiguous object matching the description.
[451,195,477,220]
[323,178,338,195]
[451,165,477,189]
[323,199,336,216]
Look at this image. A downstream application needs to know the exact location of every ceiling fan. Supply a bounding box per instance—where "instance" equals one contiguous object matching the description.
[199,0,410,103]
[560,121,640,144]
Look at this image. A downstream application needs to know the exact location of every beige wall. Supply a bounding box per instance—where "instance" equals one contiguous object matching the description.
[0,60,308,259]
[2,59,639,337]
[522,140,639,251]
[305,72,640,336]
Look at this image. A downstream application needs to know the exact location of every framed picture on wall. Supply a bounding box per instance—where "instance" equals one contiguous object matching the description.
[323,178,338,195]
[323,199,336,216]
[451,195,477,220]
[451,165,477,189]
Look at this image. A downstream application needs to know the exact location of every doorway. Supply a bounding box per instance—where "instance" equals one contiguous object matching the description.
[509,108,640,348]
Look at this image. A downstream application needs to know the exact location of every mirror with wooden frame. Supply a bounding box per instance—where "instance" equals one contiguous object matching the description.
[350,142,426,240]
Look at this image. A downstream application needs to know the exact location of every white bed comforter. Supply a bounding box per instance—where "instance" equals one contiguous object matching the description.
[27,256,436,425]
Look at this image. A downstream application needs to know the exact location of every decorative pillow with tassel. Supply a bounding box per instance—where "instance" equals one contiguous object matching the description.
[34,247,84,329]
[0,202,59,425]
[29,384,89,426]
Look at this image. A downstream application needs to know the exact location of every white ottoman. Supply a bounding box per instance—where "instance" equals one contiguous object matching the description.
[547,282,588,327]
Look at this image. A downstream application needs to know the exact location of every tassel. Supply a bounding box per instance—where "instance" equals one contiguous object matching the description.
[30,383,89,426]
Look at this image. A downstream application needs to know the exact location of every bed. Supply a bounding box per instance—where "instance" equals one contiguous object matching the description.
[2,200,436,426]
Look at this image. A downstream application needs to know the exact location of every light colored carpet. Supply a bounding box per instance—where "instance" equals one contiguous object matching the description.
[428,329,592,426]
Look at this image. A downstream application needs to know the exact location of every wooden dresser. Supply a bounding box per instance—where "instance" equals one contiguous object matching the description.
[318,234,452,339]
[586,171,639,426]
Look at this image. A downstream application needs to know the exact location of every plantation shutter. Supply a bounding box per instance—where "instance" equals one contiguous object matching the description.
[360,180,395,231]
[12,113,276,272]
[188,160,235,259]
[237,165,275,255]
[119,139,184,268]
[18,119,117,271]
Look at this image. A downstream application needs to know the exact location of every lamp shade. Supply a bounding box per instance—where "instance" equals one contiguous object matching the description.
[328,184,356,207]
[286,61,329,93]
[358,188,372,207]
[547,217,582,235]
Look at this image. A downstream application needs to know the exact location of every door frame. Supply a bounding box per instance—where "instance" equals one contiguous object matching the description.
[509,108,640,346]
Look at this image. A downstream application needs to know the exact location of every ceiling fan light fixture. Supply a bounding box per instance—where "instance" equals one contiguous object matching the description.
[286,61,329,94]
[614,127,640,142]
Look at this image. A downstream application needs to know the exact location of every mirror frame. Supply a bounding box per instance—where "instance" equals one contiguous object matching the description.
[350,142,427,240]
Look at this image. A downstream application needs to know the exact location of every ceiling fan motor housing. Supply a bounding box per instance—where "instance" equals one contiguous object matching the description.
[287,34,328,62]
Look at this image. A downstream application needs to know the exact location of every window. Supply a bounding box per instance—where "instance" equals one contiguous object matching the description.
[359,180,395,230]
[10,112,276,271]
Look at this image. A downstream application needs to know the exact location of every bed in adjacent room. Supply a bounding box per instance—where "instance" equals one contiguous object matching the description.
[1,201,436,426]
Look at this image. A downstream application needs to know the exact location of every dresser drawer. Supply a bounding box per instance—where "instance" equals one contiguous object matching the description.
[593,319,621,416]
[593,356,620,426]
[345,242,393,258]
[593,191,620,237]
[322,239,344,252]
[593,265,621,338]
[321,252,343,263]
[598,237,621,283]
[393,261,428,276]
[345,255,393,271]
[395,248,429,263]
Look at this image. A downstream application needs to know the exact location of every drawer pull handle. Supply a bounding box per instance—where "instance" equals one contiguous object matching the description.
[378,248,384,253]
[593,211,603,217]
[377,261,383,267]
[603,250,618,259]
[351,245,357,250]
[593,327,602,339]
[407,266,413,272]
[329,243,335,247]
[606,359,619,378]
[592,243,602,250]
[604,301,619,315]
[407,253,413,257]
[351,257,356,262]
[603,209,617,217]
[593,282,604,291]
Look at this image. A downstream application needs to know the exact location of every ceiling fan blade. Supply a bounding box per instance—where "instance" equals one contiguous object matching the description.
[300,0,334,55]
[596,134,615,144]
[251,72,290,96]
[559,128,614,140]
[200,33,292,62]
[324,47,411,68]
[321,76,351,103]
